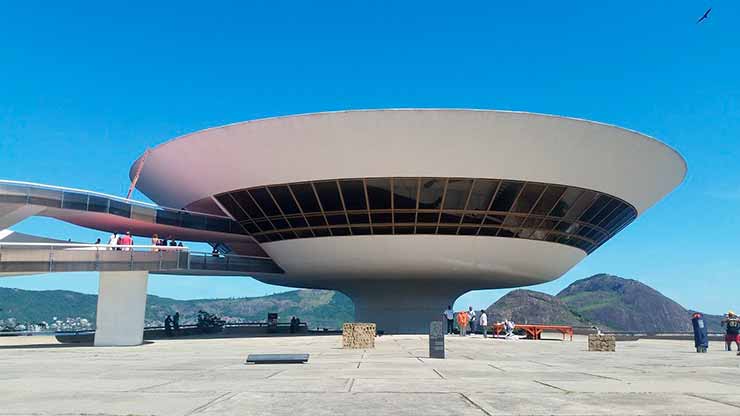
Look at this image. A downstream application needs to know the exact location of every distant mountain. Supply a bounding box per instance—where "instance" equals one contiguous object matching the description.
[486,289,600,328]
[486,274,724,333]
[0,287,354,329]
[557,274,695,333]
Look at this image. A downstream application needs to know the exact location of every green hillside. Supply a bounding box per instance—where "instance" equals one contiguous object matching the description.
[0,287,354,330]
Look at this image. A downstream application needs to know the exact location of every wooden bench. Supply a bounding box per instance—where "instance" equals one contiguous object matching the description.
[492,323,573,341]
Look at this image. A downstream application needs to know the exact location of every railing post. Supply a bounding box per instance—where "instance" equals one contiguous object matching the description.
[48,246,54,272]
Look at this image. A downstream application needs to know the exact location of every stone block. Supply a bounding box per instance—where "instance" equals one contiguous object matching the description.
[588,334,616,352]
[342,323,376,349]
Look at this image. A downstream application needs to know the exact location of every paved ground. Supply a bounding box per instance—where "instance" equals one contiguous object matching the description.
[1,334,739,415]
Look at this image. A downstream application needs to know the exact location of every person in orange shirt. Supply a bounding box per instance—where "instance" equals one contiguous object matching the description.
[456,311,469,336]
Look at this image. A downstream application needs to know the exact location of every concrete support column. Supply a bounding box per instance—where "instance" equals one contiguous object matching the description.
[94,271,149,346]
[340,281,464,334]
[0,204,45,229]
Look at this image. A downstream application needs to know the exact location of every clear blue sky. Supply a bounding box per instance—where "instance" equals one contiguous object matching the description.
[1,1,737,314]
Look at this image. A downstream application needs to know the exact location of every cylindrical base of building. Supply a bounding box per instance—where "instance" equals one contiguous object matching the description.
[340,281,464,334]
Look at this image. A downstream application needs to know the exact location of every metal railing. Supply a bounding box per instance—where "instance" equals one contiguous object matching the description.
[0,243,283,275]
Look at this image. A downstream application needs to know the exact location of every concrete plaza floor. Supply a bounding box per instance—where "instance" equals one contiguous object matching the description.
[1,334,739,415]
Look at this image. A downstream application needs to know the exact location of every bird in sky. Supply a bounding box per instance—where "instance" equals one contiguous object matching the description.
[696,8,712,24]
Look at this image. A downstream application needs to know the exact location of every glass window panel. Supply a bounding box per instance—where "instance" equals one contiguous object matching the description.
[394,226,415,234]
[563,190,598,220]
[603,208,631,232]
[589,198,620,225]
[351,227,371,235]
[511,183,546,213]
[326,214,347,225]
[312,228,330,237]
[28,188,62,208]
[579,194,611,223]
[416,226,437,234]
[466,179,499,211]
[268,186,300,215]
[109,200,131,218]
[290,183,321,213]
[462,214,484,224]
[366,178,392,210]
[458,227,479,235]
[443,179,473,210]
[182,213,207,229]
[599,203,628,229]
[372,226,392,235]
[295,229,314,238]
[280,231,297,240]
[305,215,326,227]
[248,188,281,217]
[393,178,418,209]
[348,213,370,224]
[550,188,583,218]
[370,212,392,224]
[503,215,523,227]
[266,233,282,241]
[288,217,308,228]
[438,226,458,235]
[522,216,542,228]
[479,227,500,236]
[490,181,523,212]
[156,210,179,226]
[61,192,88,210]
[339,180,367,210]
[418,178,445,209]
[440,213,462,224]
[531,185,566,215]
[498,229,515,237]
[88,196,108,212]
[255,220,275,232]
[271,218,290,229]
[416,212,439,223]
[215,194,249,221]
[0,183,28,203]
[483,214,505,225]
[255,235,270,243]
[394,212,416,223]
[243,223,260,234]
[314,181,344,212]
[232,191,265,219]
[329,227,350,236]
[539,219,558,231]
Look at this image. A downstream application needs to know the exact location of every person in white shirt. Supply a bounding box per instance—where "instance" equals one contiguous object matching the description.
[479,310,488,338]
[107,233,118,251]
[443,306,454,335]
[468,307,476,335]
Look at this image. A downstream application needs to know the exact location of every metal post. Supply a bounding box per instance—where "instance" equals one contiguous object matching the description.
[48,245,54,272]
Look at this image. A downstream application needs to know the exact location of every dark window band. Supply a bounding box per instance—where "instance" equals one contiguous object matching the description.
[214,177,637,254]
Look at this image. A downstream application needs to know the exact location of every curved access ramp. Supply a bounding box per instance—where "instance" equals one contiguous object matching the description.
[0,242,283,277]
[0,180,267,257]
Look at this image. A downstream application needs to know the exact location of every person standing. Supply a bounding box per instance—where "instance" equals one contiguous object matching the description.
[164,315,173,337]
[721,311,740,354]
[173,311,180,334]
[468,307,477,335]
[107,233,118,250]
[456,311,469,337]
[443,305,454,335]
[479,309,488,338]
[151,234,160,251]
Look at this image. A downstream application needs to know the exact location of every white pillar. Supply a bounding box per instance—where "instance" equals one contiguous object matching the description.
[94,271,149,346]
